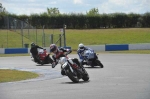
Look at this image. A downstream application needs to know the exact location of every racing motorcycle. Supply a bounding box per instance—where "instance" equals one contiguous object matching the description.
[57,57,89,83]
[31,49,53,65]
[82,50,104,68]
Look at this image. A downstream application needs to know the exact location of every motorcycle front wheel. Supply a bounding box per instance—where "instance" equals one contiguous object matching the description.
[66,69,79,83]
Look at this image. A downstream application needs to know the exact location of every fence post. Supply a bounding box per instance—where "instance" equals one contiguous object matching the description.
[63,24,66,47]
[42,25,45,47]
[28,24,29,39]
[36,28,37,44]
[7,16,9,48]
[59,34,62,47]
[21,21,23,48]
[50,34,53,44]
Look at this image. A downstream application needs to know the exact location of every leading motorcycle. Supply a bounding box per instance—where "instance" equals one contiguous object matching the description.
[57,57,89,83]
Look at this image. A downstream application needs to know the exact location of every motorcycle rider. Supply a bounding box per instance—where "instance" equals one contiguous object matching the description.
[50,44,81,75]
[30,42,43,63]
[77,43,96,66]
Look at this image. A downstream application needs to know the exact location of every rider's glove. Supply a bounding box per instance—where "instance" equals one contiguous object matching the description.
[52,61,58,68]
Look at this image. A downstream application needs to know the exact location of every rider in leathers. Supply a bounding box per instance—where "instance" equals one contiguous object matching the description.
[30,42,43,63]
[77,43,96,66]
[50,44,80,75]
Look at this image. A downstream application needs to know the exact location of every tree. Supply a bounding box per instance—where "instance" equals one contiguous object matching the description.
[47,7,60,16]
[0,3,8,14]
[141,12,150,27]
[86,8,99,16]
[0,3,3,13]
[126,13,140,27]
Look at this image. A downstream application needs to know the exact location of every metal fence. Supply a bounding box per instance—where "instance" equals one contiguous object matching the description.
[0,16,66,48]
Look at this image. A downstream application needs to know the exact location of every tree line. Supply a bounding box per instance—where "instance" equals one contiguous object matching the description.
[0,6,150,29]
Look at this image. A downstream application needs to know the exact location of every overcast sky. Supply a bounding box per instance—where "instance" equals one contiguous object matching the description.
[1,0,150,15]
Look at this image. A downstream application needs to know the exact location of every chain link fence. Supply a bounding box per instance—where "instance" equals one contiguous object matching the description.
[0,16,65,48]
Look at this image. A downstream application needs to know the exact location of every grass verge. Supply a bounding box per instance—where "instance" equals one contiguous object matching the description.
[0,69,39,83]
[0,53,30,57]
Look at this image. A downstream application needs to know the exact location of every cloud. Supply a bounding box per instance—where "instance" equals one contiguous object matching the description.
[97,0,150,14]
[1,0,150,15]
[73,0,83,4]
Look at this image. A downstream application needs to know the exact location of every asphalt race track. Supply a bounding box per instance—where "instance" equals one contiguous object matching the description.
[0,54,150,99]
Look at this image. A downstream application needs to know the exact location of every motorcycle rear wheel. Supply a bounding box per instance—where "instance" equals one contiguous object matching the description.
[95,60,104,68]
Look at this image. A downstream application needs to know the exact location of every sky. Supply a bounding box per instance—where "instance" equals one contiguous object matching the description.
[1,0,150,15]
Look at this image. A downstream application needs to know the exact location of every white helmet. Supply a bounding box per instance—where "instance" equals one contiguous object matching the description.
[78,43,85,50]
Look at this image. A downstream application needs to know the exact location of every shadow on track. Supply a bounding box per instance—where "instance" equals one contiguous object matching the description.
[84,66,103,69]
[61,80,90,84]
[36,64,52,66]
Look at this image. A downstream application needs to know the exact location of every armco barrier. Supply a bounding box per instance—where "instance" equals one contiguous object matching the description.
[86,45,105,51]
[5,48,28,54]
[129,43,150,50]
[0,48,4,54]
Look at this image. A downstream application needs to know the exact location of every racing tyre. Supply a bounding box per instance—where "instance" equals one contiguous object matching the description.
[95,60,104,68]
[82,68,89,81]
[66,69,79,83]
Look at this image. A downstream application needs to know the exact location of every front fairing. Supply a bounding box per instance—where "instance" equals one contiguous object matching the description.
[62,62,78,76]
[62,62,68,69]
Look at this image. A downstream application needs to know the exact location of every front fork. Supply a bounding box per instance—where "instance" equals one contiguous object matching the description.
[67,58,84,77]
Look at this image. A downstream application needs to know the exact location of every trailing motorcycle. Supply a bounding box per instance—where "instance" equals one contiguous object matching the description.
[31,49,53,65]
[82,50,104,68]
[57,57,89,83]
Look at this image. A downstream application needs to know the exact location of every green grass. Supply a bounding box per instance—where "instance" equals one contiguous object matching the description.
[66,28,150,49]
[0,29,31,48]
[1,28,150,49]
[0,69,39,83]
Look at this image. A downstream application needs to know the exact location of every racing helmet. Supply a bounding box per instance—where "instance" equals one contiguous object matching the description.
[31,42,36,48]
[50,44,57,53]
[78,43,85,51]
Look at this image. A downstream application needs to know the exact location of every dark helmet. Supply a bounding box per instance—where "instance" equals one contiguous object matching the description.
[31,42,36,48]
[50,44,57,52]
